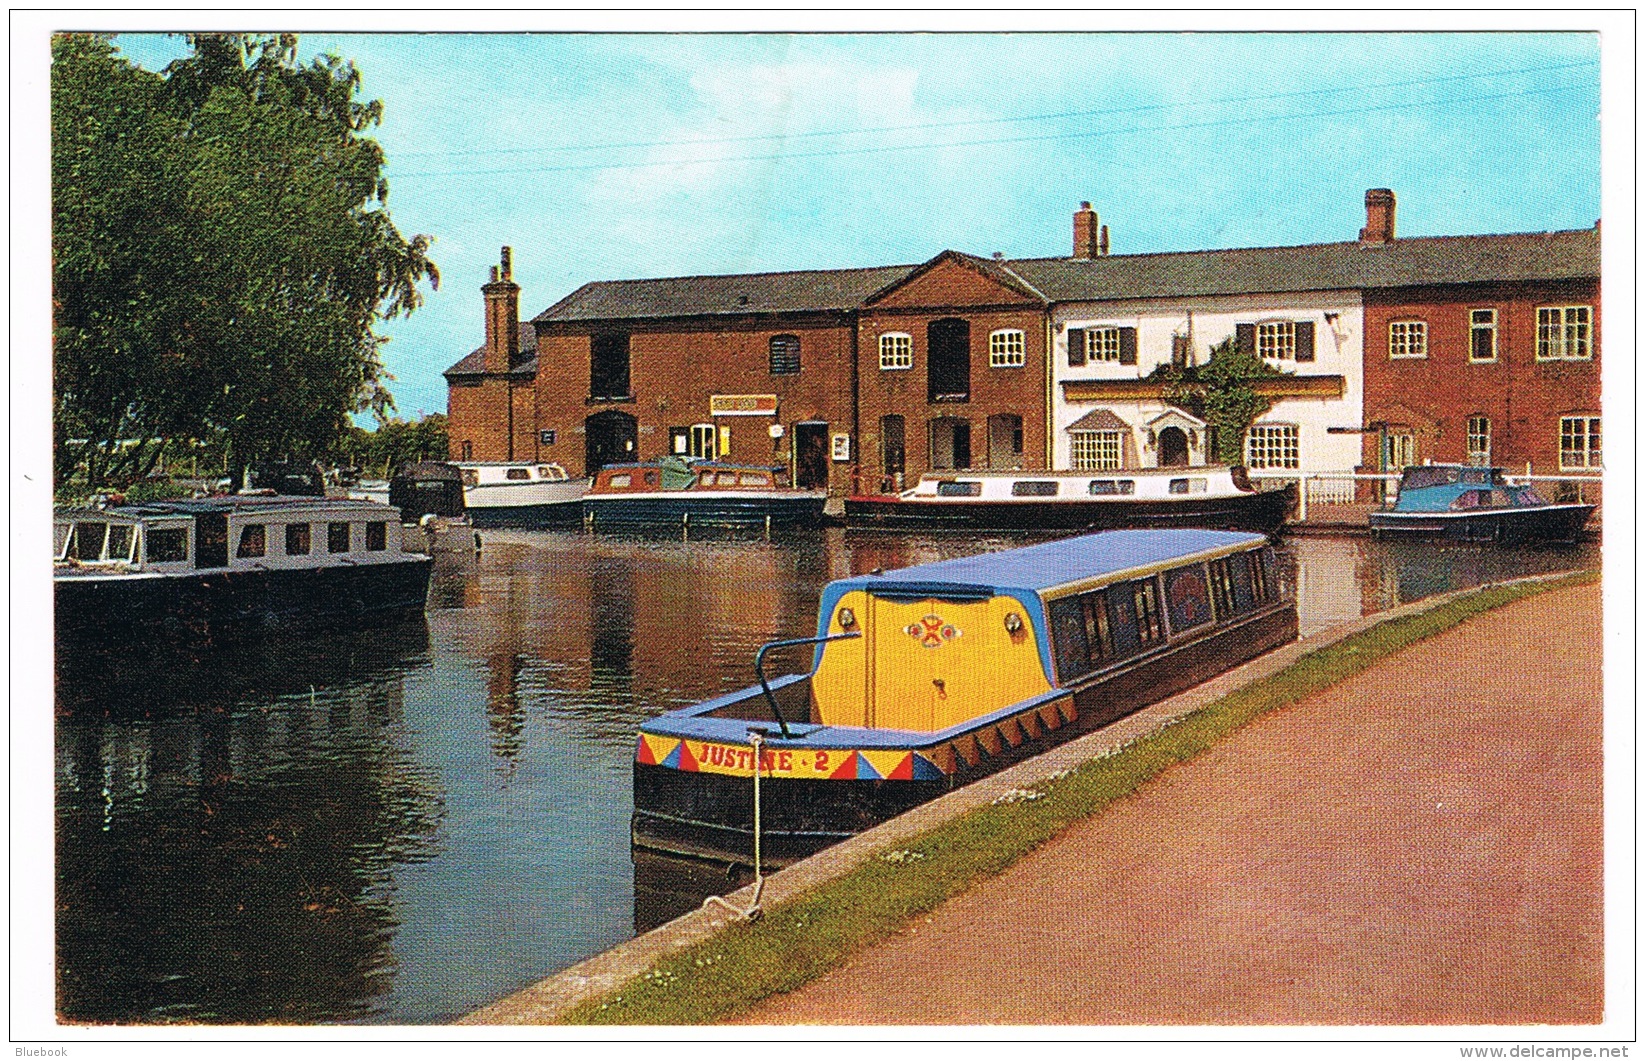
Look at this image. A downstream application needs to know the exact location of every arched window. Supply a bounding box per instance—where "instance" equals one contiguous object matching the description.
[769,334,801,375]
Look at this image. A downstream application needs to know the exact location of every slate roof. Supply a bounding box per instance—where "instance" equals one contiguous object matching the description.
[444,320,541,378]
[533,263,919,324]
[1007,228,1599,302]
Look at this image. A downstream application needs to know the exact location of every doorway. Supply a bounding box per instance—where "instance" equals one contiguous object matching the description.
[794,422,829,489]
[930,417,972,471]
[1158,426,1190,467]
[987,414,1023,469]
[585,409,638,474]
[927,318,971,402]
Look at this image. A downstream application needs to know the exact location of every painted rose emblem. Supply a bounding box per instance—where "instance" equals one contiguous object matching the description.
[906,614,961,649]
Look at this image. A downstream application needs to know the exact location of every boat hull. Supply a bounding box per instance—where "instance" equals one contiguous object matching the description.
[466,500,584,528]
[55,556,434,650]
[584,492,827,529]
[845,487,1293,536]
[630,603,1297,867]
[1369,503,1595,543]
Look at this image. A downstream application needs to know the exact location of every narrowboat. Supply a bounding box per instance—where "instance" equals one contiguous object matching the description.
[1368,465,1595,543]
[454,461,588,526]
[583,456,827,530]
[631,528,1297,866]
[55,496,433,650]
[845,466,1294,536]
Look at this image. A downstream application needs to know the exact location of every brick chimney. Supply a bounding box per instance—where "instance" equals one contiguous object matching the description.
[482,246,520,373]
[1359,188,1396,245]
[1074,201,1109,259]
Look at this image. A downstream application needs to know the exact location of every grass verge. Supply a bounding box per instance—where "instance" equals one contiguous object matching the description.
[562,569,1599,1025]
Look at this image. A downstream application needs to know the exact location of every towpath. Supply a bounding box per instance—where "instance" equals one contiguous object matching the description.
[742,582,1604,1025]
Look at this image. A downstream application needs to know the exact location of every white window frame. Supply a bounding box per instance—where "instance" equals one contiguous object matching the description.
[1257,321,1296,361]
[988,329,1026,368]
[1537,306,1593,361]
[879,332,913,371]
[1466,415,1492,466]
[1245,423,1300,470]
[1469,309,1498,363]
[1069,430,1123,471]
[1087,326,1121,363]
[1389,320,1428,359]
[1559,416,1601,470]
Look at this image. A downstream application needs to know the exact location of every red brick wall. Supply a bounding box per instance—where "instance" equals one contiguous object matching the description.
[446,376,538,463]
[1362,279,1601,475]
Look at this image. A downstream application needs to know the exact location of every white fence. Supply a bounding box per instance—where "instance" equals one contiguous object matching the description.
[1244,469,1604,523]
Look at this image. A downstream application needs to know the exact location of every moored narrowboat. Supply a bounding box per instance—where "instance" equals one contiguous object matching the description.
[1369,465,1595,543]
[845,465,1293,536]
[55,496,433,651]
[632,528,1297,866]
[583,456,826,529]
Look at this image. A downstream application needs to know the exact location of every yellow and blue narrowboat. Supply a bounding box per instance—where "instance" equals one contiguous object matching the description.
[631,528,1297,866]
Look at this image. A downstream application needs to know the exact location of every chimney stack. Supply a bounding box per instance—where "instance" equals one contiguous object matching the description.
[1359,188,1396,245]
[483,245,520,373]
[1074,202,1107,259]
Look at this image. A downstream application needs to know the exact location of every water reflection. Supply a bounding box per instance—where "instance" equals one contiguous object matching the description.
[55,527,1598,1023]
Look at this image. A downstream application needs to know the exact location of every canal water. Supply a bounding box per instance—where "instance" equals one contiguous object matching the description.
[53,528,1598,1024]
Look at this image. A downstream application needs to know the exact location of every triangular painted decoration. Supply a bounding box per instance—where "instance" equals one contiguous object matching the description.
[829,751,863,780]
[635,735,657,765]
[861,749,907,780]
[911,753,947,781]
[674,741,701,773]
[886,753,914,781]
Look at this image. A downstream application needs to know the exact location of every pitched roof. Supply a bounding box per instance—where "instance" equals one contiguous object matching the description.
[534,263,920,324]
[1066,408,1133,432]
[1007,228,1599,302]
[444,320,540,378]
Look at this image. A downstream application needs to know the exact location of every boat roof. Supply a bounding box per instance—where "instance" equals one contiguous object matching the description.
[56,496,395,519]
[829,529,1266,598]
[919,465,1236,479]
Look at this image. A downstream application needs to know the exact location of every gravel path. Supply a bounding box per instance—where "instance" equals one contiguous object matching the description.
[743,582,1604,1025]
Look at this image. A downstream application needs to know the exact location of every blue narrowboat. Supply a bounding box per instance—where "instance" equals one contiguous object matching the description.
[1369,465,1595,543]
[632,528,1297,866]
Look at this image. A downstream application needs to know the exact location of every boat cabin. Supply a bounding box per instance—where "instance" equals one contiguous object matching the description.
[454,461,573,488]
[1391,465,1545,513]
[903,465,1251,502]
[390,462,467,520]
[590,457,780,494]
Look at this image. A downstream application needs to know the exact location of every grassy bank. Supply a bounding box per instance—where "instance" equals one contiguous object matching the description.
[563,570,1599,1025]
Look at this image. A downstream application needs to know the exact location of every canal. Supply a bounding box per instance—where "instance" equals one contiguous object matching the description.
[53,528,1598,1024]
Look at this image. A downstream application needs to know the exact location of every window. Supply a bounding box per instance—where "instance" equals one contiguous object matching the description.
[1389,320,1428,359]
[107,525,134,562]
[1560,416,1601,470]
[1070,430,1123,471]
[328,522,351,553]
[1470,309,1498,362]
[148,528,188,563]
[236,524,266,559]
[769,334,801,375]
[1052,589,1122,682]
[881,415,905,478]
[927,318,970,402]
[1087,479,1135,496]
[1130,578,1165,647]
[935,481,982,497]
[1537,306,1593,361]
[1164,565,1214,632]
[590,332,632,398]
[1011,481,1058,497]
[1466,416,1492,466]
[1088,327,1121,363]
[1245,424,1299,469]
[460,440,474,460]
[72,523,107,561]
[366,522,387,551]
[1258,321,1296,360]
[1207,557,1239,618]
[879,333,913,370]
[1169,478,1208,494]
[608,473,632,489]
[689,424,716,460]
[505,467,531,481]
[286,522,311,556]
[989,329,1026,368]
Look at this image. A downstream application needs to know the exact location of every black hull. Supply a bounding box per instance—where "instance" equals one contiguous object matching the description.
[1369,504,1595,544]
[466,502,582,528]
[584,494,826,529]
[55,558,433,652]
[631,605,1298,867]
[844,488,1293,537]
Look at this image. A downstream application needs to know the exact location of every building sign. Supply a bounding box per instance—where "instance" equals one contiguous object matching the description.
[538,429,556,446]
[709,393,778,417]
[832,433,852,462]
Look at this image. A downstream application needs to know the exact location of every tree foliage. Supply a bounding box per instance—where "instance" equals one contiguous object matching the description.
[1146,337,1291,465]
[331,413,449,478]
[52,33,438,488]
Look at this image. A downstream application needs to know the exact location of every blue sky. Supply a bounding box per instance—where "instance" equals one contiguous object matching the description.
[112,31,1602,422]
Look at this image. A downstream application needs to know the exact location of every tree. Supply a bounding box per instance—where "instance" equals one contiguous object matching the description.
[51,33,438,489]
[1145,338,1292,465]
[331,413,448,478]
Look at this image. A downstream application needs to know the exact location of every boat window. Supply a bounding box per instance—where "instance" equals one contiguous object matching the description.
[1050,598,1091,683]
[537,466,556,479]
[1082,590,1116,664]
[644,471,659,486]
[328,522,351,553]
[935,481,982,497]
[1011,481,1059,497]
[1164,564,1214,632]
[1088,480,1135,496]
[717,473,743,486]
[1451,490,1486,511]
[148,528,188,564]
[607,473,631,489]
[505,468,531,481]
[1106,585,1143,658]
[1207,557,1239,618]
[1461,468,1491,484]
[1130,578,1166,646]
[366,521,387,551]
[1251,549,1276,604]
[460,469,479,487]
[286,522,312,556]
[1169,479,1189,495]
[739,473,771,487]
[72,522,108,561]
[236,524,266,559]
[1489,489,1510,507]
[106,525,134,563]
